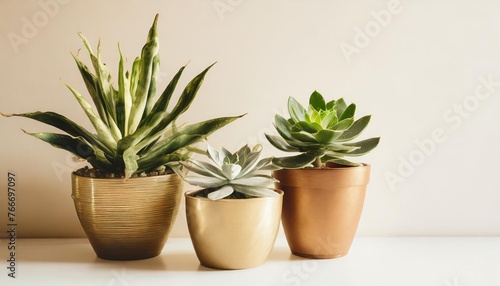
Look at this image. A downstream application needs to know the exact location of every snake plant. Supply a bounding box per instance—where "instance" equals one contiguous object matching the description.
[265,90,380,168]
[2,14,241,179]
[179,144,279,200]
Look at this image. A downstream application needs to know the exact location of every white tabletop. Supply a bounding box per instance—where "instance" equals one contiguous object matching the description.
[1,237,499,286]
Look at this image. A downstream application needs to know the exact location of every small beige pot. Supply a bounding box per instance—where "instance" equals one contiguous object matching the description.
[274,164,370,259]
[71,172,183,260]
[185,190,283,269]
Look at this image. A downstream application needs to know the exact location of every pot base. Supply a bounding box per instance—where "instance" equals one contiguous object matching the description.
[291,251,347,259]
[95,249,161,261]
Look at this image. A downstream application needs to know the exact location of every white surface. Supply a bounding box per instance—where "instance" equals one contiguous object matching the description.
[1,237,499,286]
[1,0,500,238]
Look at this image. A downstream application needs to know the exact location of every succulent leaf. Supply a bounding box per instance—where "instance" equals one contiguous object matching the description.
[266,92,379,168]
[288,97,307,122]
[208,185,234,200]
[339,103,356,121]
[335,115,371,142]
[265,134,299,152]
[309,91,326,110]
[179,144,278,200]
[332,118,354,131]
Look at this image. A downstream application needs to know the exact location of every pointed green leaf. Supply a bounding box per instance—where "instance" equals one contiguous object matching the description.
[309,90,326,110]
[141,65,186,128]
[332,118,354,131]
[321,111,337,129]
[116,44,132,136]
[288,97,306,122]
[265,134,299,152]
[274,114,294,140]
[336,115,371,142]
[143,54,160,119]
[24,131,93,159]
[71,53,109,125]
[314,129,342,144]
[290,131,318,143]
[326,141,359,152]
[23,131,114,171]
[326,100,335,110]
[340,103,356,121]
[335,98,347,118]
[118,63,217,153]
[128,15,160,134]
[272,152,321,169]
[136,153,186,174]
[64,83,117,150]
[293,121,320,133]
[330,158,362,166]
[134,115,243,171]
[3,112,114,157]
[340,137,380,156]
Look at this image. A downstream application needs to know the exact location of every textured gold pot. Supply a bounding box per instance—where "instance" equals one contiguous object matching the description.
[71,172,183,260]
[185,190,283,269]
[274,164,370,259]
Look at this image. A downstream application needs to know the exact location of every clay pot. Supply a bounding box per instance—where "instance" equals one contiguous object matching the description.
[274,164,370,259]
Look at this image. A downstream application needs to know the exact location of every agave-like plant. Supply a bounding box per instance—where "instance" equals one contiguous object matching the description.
[179,144,279,200]
[2,14,241,179]
[265,90,380,168]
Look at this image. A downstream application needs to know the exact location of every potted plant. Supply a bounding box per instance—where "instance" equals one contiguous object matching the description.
[265,90,380,259]
[178,144,283,269]
[2,14,241,260]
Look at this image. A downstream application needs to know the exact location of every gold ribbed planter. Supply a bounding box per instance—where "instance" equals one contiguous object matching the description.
[185,190,283,269]
[274,164,370,259]
[71,172,183,260]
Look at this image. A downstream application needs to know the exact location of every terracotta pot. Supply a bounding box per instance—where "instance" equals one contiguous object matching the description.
[71,172,183,260]
[274,164,370,259]
[185,189,283,269]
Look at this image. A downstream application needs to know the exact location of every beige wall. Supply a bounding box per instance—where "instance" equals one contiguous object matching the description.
[1,0,500,238]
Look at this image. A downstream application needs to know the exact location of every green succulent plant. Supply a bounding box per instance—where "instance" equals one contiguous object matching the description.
[265,90,380,168]
[2,14,241,179]
[179,144,279,200]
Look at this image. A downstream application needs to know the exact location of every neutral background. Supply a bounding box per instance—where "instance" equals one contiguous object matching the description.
[0,0,499,238]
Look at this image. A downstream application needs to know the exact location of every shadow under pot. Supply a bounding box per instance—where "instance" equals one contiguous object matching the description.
[71,172,183,260]
[274,164,370,259]
[185,189,283,269]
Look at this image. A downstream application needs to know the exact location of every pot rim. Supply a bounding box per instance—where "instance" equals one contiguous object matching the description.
[71,171,178,181]
[284,163,371,171]
[185,189,283,201]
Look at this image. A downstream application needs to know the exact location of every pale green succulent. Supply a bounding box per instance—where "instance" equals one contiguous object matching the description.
[2,14,241,179]
[180,144,279,200]
[265,90,380,168]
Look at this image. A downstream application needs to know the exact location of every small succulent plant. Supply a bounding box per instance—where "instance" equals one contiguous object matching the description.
[180,144,279,200]
[265,90,380,168]
[2,14,241,179]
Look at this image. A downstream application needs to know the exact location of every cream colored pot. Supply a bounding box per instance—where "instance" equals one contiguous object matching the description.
[185,190,283,269]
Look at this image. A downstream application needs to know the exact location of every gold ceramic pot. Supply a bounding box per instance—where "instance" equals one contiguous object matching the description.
[274,164,370,259]
[185,190,283,269]
[71,172,183,260]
